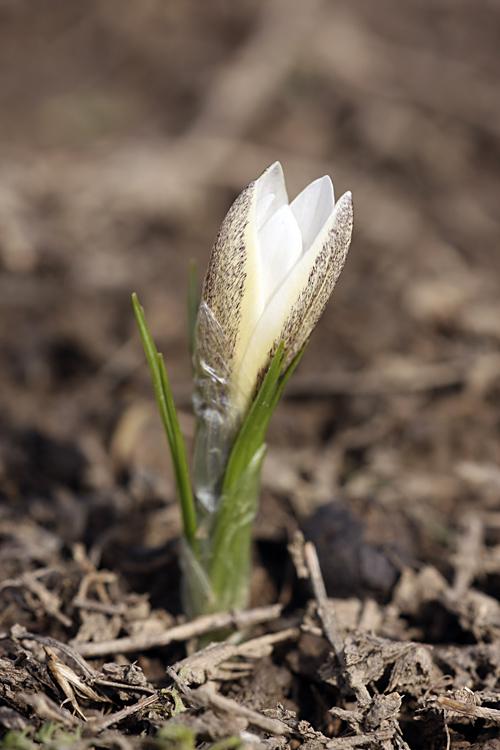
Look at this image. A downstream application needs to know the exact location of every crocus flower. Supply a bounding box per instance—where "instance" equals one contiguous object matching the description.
[134,161,354,616]
[193,162,353,511]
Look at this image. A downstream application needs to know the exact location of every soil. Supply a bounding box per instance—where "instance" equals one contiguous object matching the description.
[1,1,500,748]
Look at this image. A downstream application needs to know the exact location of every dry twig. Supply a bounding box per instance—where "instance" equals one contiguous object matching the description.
[9,625,98,679]
[189,681,288,736]
[92,692,162,732]
[172,626,300,685]
[304,542,371,705]
[72,603,282,657]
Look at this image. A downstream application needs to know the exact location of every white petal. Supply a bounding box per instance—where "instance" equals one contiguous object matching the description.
[230,162,288,375]
[198,161,353,424]
[200,174,264,390]
[256,193,275,229]
[291,176,335,252]
[255,162,289,229]
[208,162,287,406]
[235,191,353,402]
[258,204,302,306]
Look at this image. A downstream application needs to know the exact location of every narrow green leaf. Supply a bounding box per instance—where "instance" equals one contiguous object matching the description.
[271,341,307,412]
[157,721,196,748]
[208,445,266,610]
[179,535,215,618]
[132,293,197,549]
[157,354,198,546]
[220,343,285,493]
[222,342,307,494]
[209,736,242,750]
[208,342,307,606]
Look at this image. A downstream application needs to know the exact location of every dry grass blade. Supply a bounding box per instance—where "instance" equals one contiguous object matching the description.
[44,646,110,712]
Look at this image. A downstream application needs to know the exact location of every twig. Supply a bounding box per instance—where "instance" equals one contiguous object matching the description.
[90,677,155,695]
[189,681,288,736]
[10,625,98,678]
[72,603,282,658]
[72,597,129,616]
[172,627,300,685]
[304,542,371,705]
[304,542,344,659]
[93,693,161,732]
[431,694,500,723]
[166,665,191,696]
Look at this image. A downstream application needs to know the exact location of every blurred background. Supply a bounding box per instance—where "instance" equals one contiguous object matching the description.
[1,0,500,601]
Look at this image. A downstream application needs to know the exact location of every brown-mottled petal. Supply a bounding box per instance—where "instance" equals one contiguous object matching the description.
[238,191,353,400]
[281,191,353,364]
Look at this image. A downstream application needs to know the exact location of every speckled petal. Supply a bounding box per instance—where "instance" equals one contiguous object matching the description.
[237,191,353,398]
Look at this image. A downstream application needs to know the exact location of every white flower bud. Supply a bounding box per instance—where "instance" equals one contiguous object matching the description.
[193,162,353,511]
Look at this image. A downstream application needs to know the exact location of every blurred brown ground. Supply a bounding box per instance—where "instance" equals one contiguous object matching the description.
[1,0,500,595]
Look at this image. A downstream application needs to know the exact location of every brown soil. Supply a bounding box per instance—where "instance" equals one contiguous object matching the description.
[1,1,500,748]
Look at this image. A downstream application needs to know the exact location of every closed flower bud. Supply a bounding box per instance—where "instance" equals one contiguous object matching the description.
[193,162,353,511]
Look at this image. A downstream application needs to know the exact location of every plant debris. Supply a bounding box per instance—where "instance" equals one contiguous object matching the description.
[1,0,500,748]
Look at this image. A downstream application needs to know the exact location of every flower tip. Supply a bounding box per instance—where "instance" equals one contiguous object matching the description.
[332,190,354,235]
[256,162,288,214]
[336,190,354,211]
[260,161,284,181]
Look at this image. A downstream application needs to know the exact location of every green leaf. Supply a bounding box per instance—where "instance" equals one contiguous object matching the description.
[157,722,196,750]
[208,342,307,607]
[222,342,306,494]
[132,294,197,551]
[1,728,36,750]
[179,535,216,619]
[208,444,266,610]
